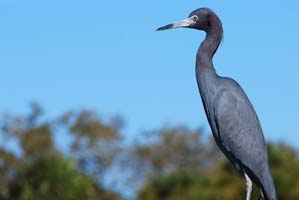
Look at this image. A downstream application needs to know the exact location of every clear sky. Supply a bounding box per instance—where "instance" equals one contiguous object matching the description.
[0,0,298,146]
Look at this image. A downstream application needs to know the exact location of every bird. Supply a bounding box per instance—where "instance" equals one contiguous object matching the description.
[156,8,277,200]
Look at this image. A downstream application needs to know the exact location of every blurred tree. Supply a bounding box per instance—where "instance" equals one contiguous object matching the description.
[0,149,20,198]
[137,142,299,200]
[1,103,299,200]
[130,126,217,175]
[60,110,123,180]
[138,170,217,200]
[0,104,121,200]
[8,152,121,200]
[268,143,299,199]
[2,103,55,160]
[123,126,223,198]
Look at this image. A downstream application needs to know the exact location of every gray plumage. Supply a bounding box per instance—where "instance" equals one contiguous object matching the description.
[157,8,277,200]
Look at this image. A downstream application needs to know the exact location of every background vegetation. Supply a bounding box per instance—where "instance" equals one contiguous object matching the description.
[0,103,298,200]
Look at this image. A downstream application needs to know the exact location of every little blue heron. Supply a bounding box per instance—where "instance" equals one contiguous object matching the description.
[157,8,277,200]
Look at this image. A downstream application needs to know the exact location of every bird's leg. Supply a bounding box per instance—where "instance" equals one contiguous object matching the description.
[259,189,264,200]
[245,173,253,200]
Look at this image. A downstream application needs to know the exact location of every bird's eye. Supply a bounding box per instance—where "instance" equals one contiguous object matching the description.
[191,15,198,22]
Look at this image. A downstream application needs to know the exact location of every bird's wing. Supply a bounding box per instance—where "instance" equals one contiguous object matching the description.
[213,82,268,180]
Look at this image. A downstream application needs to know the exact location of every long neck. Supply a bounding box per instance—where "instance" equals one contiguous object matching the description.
[196,16,223,74]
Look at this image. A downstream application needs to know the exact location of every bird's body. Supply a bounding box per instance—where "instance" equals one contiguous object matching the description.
[197,62,276,200]
[157,8,277,200]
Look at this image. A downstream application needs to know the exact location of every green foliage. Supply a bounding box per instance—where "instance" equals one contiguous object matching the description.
[130,126,220,175]
[138,168,245,200]
[60,110,122,178]
[268,143,299,199]
[0,103,299,200]
[0,104,121,200]
[138,171,217,200]
[11,153,98,200]
[137,143,299,200]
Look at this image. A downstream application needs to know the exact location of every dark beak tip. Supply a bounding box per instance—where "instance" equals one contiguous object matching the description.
[156,24,174,32]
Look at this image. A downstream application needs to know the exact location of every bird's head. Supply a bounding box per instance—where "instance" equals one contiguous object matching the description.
[156,8,216,32]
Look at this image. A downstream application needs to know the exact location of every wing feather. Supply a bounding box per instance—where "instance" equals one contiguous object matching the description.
[214,84,268,180]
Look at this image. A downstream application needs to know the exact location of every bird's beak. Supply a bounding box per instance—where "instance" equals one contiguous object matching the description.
[156,17,195,31]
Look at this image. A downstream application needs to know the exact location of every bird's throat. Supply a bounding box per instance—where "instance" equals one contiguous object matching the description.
[195,19,223,101]
[196,19,223,74]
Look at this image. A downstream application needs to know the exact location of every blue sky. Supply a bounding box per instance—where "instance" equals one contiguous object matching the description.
[0,0,298,146]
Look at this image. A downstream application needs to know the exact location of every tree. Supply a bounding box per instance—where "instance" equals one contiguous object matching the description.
[124,126,223,198]
[2,103,55,160]
[137,142,299,200]
[0,104,121,200]
[60,110,123,180]
[138,170,218,200]
[268,143,299,199]
[8,153,110,200]
[130,126,217,175]
[1,103,299,199]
